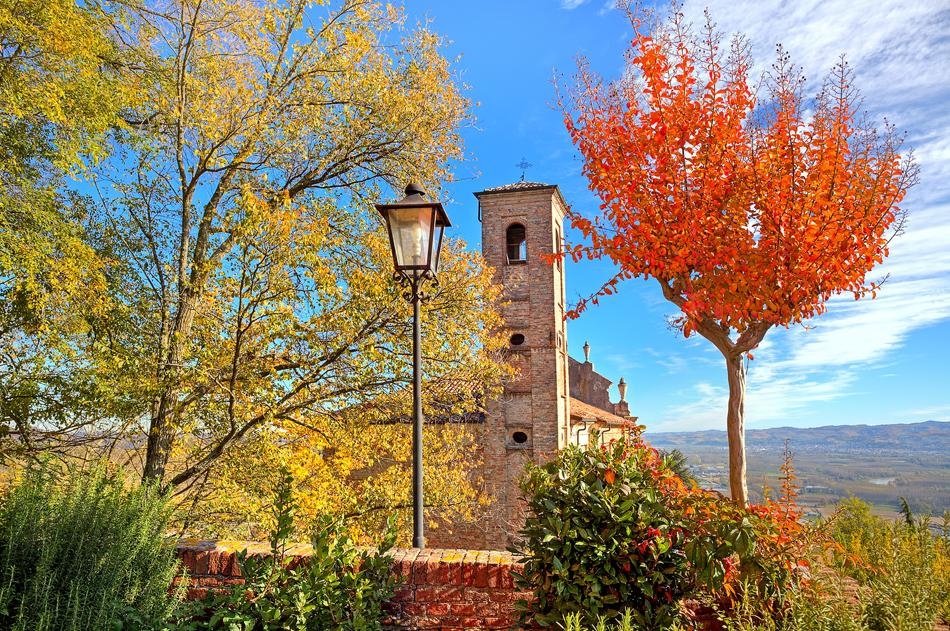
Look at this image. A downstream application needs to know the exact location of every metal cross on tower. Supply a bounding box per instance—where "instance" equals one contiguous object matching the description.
[516,157,533,182]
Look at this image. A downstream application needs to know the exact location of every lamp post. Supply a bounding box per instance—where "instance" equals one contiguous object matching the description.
[375,182,450,549]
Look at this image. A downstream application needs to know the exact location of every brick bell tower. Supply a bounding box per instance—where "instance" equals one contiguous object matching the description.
[471,181,572,549]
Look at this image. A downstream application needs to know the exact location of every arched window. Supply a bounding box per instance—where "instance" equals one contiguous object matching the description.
[506,223,526,264]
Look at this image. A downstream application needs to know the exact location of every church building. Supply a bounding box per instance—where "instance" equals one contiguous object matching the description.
[434,180,636,551]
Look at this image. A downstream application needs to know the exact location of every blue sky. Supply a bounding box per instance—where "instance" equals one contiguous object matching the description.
[400,0,950,433]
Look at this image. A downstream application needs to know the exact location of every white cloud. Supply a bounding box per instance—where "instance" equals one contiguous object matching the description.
[560,0,589,9]
[652,368,857,432]
[678,1,947,90]
[599,0,621,16]
[776,279,950,370]
[604,352,640,374]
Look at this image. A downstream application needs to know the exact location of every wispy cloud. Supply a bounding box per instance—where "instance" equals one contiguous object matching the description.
[598,1,620,16]
[644,347,687,374]
[560,0,589,9]
[901,403,950,421]
[604,353,639,375]
[651,366,862,432]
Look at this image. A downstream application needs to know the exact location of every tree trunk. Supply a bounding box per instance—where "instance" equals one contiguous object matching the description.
[143,388,180,483]
[725,353,748,505]
[143,291,199,485]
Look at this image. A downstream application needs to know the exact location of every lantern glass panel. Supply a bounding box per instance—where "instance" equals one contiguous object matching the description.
[388,206,434,269]
[432,224,445,273]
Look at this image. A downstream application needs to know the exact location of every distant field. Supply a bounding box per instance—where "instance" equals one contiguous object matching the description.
[648,420,950,518]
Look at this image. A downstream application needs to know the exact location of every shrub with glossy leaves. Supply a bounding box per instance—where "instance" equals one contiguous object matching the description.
[513,434,766,628]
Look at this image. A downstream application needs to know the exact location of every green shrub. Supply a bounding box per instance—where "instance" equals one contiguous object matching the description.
[513,436,762,629]
[560,610,698,631]
[0,460,182,630]
[562,610,646,631]
[178,466,397,630]
[519,463,948,631]
[709,577,861,631]
[829,498,948,630]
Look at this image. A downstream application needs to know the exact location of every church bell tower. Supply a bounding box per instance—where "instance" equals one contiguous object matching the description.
[471,181,572,547]
[425,179,634,551]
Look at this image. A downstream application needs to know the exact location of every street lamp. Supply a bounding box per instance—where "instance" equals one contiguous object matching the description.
[376,182,450,549]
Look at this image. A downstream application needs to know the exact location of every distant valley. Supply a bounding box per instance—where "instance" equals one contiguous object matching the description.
[648,420,950,518]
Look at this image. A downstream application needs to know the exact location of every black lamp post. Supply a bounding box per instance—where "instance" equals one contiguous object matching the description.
[375,182,450,549]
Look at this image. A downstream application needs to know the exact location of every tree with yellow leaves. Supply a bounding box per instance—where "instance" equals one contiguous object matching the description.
[0,0,132,460]
[1,0,506,542]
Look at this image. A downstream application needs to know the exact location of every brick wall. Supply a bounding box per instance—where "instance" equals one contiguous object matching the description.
[385,549,531,629]
[442,184,570,552]
[175,542,720,630]
[176,542,531,630]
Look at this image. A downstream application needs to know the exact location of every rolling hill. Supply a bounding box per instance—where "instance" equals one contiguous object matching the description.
[647,420,950,517]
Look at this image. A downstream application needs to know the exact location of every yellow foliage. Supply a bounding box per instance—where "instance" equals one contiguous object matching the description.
[1,0,501,546]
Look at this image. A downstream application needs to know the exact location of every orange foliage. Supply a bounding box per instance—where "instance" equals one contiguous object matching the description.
[558,8,916,338]
[613,431,815,602]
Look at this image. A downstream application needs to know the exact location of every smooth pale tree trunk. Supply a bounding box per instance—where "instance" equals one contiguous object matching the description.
[670,275,765,508]
[724,353,748,505]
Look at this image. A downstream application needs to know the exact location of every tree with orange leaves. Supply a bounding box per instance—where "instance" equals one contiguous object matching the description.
[559,6,917,505]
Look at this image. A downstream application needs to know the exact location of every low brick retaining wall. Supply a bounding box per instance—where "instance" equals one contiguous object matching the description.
[176,542,530,629]
[175,542,719,630]
[385,548,532,629]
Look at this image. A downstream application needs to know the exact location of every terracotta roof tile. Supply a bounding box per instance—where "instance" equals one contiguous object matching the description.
[569,397,630,426]
[473,180,569,210]
[362,373,489,425]
[479,181,550,192]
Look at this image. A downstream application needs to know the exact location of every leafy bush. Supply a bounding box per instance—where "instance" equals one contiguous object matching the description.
[561,610,651,631]
[179,466,397,630]
[513,435,780,629]
[517,442,948,631]
[711,577,862,631]
[829,498,949,630]
[0,460,182,630]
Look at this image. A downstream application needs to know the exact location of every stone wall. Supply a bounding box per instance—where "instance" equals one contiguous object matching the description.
[568,357,630,419]
[175,542,720,630]
[568,356,614,412]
